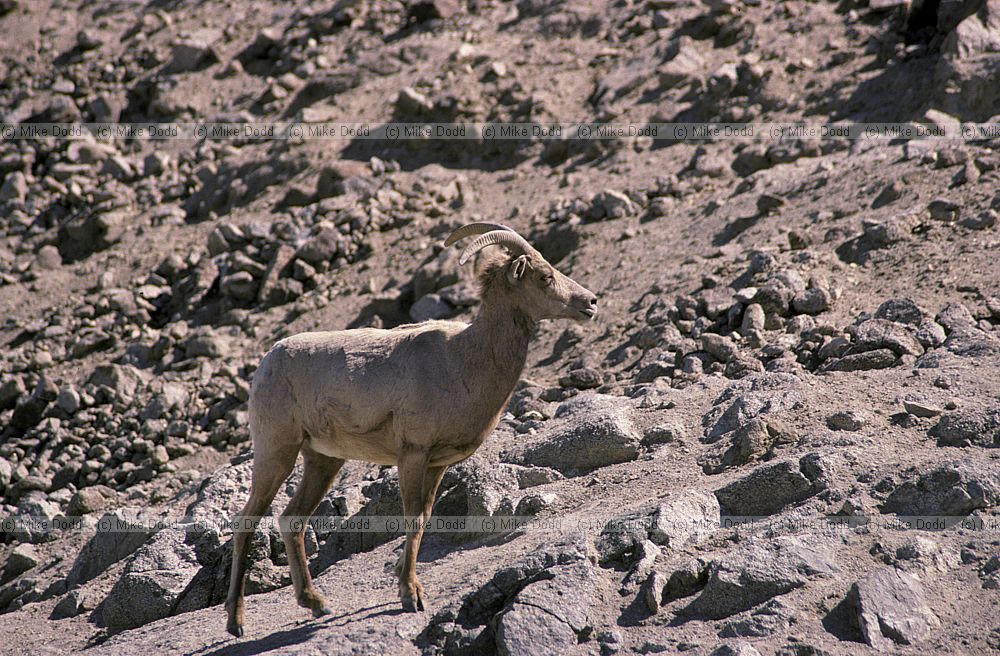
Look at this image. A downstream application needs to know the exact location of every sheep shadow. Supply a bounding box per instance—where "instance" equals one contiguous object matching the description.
[189,603,401,656]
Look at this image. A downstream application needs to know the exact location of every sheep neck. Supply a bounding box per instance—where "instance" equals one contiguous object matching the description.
[463,292,533,399]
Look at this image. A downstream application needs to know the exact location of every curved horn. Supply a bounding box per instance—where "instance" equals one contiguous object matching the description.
[444,222,515,247]
[459,230,533,265]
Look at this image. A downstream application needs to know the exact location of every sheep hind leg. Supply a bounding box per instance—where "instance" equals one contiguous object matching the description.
[280,446,345,619]
[225,441,301,638]
[397,450,446,612]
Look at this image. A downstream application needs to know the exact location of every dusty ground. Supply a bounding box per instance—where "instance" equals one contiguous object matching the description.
[1,0,999,654]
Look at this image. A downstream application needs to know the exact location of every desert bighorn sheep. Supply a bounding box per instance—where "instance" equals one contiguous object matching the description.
[225,222,597,636]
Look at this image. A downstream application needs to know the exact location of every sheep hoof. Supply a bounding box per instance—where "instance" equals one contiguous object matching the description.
[401,597,419,613]
[227,623,244,638]
[312,605,332,618]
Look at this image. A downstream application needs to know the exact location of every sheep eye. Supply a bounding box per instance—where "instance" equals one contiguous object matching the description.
[542,274,555,285]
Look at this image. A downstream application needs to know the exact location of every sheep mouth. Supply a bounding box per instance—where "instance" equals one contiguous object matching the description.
[578,307,597,319]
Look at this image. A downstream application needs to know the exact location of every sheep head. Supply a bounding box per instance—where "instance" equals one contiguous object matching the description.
[445,222,597,322]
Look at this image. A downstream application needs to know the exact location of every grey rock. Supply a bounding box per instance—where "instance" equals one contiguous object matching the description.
[219,271,257,301]
[827,410,867,431]
[57,211,124,260]
[438,280,479,308]
[0,376,25,410]
[495,562,596,656]
[257,244,295,305]
[558,367,602,390]
[100,155,135,181]
[792,287,832,315]
[647,492,720,547]
[752,282,794,318]
[66,486,115,516]
[943,327,1000,358]
[656,36,705,89]
[0,461,11,491]
[34,245,62,270]
[702,333,740,363]
[703,373,804,442]
[143,152,170,177]
[86,364,150,404]
[710,643,763,656]
[915,321,947,349]
[51,587,101,619]
[756,193,785,214]
[588,189,636,221]
[717,599,795,638]
[700,418,777,474]
[296,226,345,265]
[741,303,765,334]
[67,512,157,587]
[167,28,222,73]
[715,455,826,516]
[881,459,1000,516]
[435,455,519,525]
[903,399,944,418]
[823,348,897,372]
[862,217,911,248]
[409,0,462,21]
[0,171,28,203]
[410,293,454,322]
[929,407,1000,447]
[396,87,434,114]
[510,394,640,475]
[101,530,201,630]
[936,302,976,333]
[515,492,557,516]
[315,161,371,199]
[4,544,40,580]
[927,198,961,221]
[846,567,939,648]
[853,319,924,356]
[56,386,81,415]
[874,298,927,326]
[642,570,667,613]
[182,330,229,359]
[684,537,838,619]
[510,465,564,489]
[961,209,997,230]
[11,376,58,430]
[641,422,686,447]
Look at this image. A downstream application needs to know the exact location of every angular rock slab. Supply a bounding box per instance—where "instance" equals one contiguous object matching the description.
[510,394,641,475]
[847,567,939,649]
[495,562,596,656]
[100,530,200,630]
[881,459,1000,516]
[714,454,827,517]
[684,537,838,620]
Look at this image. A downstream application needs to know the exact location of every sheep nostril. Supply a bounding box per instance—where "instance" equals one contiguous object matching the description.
[589,296,598,306]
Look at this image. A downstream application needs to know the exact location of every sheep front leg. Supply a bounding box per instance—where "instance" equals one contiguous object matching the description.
[397,450,445,612]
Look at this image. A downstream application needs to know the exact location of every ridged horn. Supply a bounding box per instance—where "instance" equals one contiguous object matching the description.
[443,222,515,247]
[459,230,533,265]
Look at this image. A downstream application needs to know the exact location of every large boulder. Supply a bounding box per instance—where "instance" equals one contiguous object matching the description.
[929,406,1000,447]
[702,373,805,443]
[505,394,641,475]
[683,537,838,619]
[844,567,940,648]
[494,562,597,656]
[714,454,827,517]
[67,512,158,587]
[100,530,201,630]
[881,459,1000,516]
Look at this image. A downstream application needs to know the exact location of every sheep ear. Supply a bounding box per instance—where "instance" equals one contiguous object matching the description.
[507,255,529,283]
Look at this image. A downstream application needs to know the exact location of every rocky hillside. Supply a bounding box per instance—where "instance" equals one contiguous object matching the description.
[0,0,999,654]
